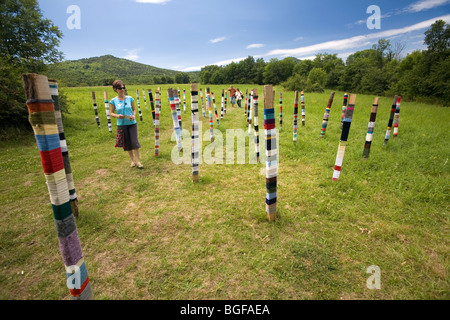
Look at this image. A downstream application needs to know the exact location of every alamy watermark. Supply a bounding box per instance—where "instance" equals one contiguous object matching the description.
[66,5,81,30]
[170,123,279,167]
[366,265,381,290]
[367,5,381,30]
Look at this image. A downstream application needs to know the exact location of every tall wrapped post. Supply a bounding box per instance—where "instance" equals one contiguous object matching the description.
[49,80,79,218]
[253,88,260,162]
[247,90,253,125]
[220,89,224,119]
[23,73,93,300]
[91,92,100,128]
[224,90,228,114]
[103,91,112,133]
[247,90,253,133]
[200,88,206,117]
[340,93,348,129]
[183,88,186,113]
[332,94,357,181]
[279,92,283,130]
[191,83,200,182]
[362,97,379,159]
[148,89,156,125]
[136,89,143,122]
[154,88,161,156]
[383,95,398,147]
[393,96,401,138]
[293,90,299,142]
[175,89,182,129]
[244,89,248,119]
[301,91,305,126]
[142,88,148,110]
[212,91,219,127]
[168,88,183,152]
[264,85,277,222]
[320,91,335,137]
[206,87,214,142]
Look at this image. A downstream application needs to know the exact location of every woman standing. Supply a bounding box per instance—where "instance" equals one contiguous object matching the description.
[110,80,143,168]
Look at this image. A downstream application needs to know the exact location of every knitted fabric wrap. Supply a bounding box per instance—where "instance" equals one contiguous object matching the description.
[293,91,299,142]
[183,89,186,113]
[248,90,253,133]
[91,92,100,128]
[393,96,401,138]
[224,91,227,114]
[103,91,112,133]
[279,92,283,129]
[333,94,356,181]
[23,73,92,300]
[253,89,260,162]
[206,87,214,142]
[200,88,206,117]
[191,84,200,182]
[136,89,143,121]
[264,85,277,222]
[383,95,398,146]
[362,97,379,159]
[142,88,148,110]
[154,88,161,156]
[244,89,248,119]
[301,91,305,126]
[175,89,182,129]
[320,91,335,137]
[221,89,224,119]
[341,93,348,129]
[168,88,183,152]
[212,92,219,127]
[148,89,156,125]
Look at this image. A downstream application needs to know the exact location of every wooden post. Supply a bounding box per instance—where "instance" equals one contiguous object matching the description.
[23,73,93,300]
[393,96,401,138]
[383,95,398,147]
[362,97,379,159]
[168,88,182,152]
[103,91,112,133]
[340,93,348,129]
[135,89,143,121]
[206,87,214,142]
[154,88,161,156]
[191,83,200,182]
[148,89,156,125]
[293,90,299,142]
[253,88,260,162]
[264,85,277,222]
[332,94,356,181]
[91,91,100,128]
[320,91,335,137]
[301,91,305,126]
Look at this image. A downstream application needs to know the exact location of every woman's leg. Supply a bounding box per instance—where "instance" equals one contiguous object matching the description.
[134,149,142,167]
[127,150,135,166]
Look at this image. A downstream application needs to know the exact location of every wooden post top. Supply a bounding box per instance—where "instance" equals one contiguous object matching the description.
[349,93,357,105]
[253,88,258,96]
[22,73,52,100]
[191,83,198,91]
[264,85,274,109]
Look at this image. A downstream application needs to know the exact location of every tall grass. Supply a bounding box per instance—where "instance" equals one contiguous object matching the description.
[0,84,448,300]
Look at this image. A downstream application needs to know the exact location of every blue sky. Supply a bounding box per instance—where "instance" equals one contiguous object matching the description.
[37,0,450,71]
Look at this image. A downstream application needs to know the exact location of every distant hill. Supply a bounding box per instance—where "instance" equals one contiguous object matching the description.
[46,55,199,87]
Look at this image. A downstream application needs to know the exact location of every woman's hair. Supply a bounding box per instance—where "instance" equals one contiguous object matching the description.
[112,80,124,91]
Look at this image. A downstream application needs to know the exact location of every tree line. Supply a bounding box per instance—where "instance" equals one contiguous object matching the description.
[200,20,449,107]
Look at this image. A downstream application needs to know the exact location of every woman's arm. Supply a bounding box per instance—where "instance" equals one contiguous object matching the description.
[110,103,124,119]
[130,101,136,120]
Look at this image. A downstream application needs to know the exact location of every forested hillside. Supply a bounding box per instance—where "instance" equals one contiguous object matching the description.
[46,54,199,87]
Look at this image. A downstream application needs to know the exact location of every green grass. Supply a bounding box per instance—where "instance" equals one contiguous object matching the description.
[0,84,448,300]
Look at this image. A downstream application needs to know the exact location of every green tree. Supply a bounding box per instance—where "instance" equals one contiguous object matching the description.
[263,57,297,85]
[0,0,63,128]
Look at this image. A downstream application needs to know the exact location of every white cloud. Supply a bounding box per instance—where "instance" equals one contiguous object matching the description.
[405,0,450,13]
[246,43,264,49]
[209,36,227,44]
[135,0,172,4]
[294,36,304,41]
[266,14,450,58]
[122,49,140,61]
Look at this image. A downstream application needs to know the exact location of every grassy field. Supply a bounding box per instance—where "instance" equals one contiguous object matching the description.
[0,84,448,300]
